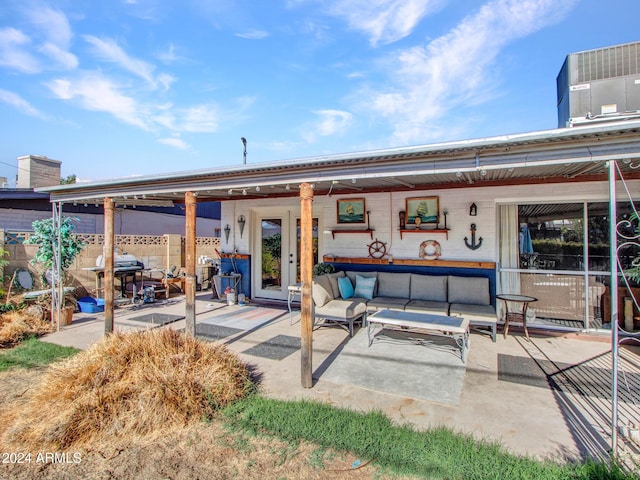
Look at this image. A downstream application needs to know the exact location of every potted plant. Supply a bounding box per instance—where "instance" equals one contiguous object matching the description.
[313,263,335,277]
[25,216,86,325]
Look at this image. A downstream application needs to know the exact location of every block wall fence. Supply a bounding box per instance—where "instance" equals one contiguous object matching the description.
[0,229,221,295]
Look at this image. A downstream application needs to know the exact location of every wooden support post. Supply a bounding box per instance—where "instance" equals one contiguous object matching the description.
[300,182,314,388]
[185,191,197,336]
[104,197,115,334]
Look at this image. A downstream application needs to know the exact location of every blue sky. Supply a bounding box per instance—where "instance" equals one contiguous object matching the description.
[0,0,638,185]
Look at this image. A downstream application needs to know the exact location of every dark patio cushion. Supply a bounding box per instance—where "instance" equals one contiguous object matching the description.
[404,300,450,315]
[448,276,490,306]
[410,274,448,302]
[326,271,346,298]
[367,296,409,311]
[449,303,496,323]
[377,272,411,298]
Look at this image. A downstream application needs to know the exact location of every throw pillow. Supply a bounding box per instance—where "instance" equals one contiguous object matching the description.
[354,275,376,300]
[338,276,354,299]
[312,276,333,307]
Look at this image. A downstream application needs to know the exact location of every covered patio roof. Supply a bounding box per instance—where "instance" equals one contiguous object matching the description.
[34,120,640,409]
[37,120,640,204]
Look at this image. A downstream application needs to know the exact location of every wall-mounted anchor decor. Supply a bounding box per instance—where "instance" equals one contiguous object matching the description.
[368,238,388,259]
[464,223,483,250]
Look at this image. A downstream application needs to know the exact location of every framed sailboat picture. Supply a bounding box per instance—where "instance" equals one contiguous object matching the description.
[406,196,439,226]
[337,198,366,224]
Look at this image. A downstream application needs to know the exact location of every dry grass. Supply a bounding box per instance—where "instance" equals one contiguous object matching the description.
[0,309,53,348]
[2,328,253,451]
[0,367,381,480]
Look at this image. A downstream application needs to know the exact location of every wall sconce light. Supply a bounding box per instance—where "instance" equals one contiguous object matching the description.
[469,203,477,216]
[224,224,231,244]
[237,215,246,238]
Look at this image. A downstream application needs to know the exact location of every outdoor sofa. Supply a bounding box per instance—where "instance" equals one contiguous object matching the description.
[311,271,497,341]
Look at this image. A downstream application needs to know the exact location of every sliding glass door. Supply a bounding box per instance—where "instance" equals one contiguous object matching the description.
[499,202,637,331]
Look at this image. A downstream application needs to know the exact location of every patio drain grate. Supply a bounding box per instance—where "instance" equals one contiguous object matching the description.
[242,334,300,360]
[128,313,184,326]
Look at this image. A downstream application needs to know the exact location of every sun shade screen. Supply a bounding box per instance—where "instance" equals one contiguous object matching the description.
[354,275,376,300]
[338,276,354,299]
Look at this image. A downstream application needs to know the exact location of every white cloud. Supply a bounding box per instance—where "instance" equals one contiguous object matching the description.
[235,29,270,40]
[40,42,79,70]
[0,88,47,119]
[157,43,181,64]
[179,105,219,132]
[83,35,173,90]
[329,0,443,46]
[303,109,353,142]
[47,73,150,130]
[158,136,189,149]
[0,28,41,73]
[156,73,176,90]
[46,71,224,136]
[364,0,577,143]
[25,5,73,46]
[25,5,78,70]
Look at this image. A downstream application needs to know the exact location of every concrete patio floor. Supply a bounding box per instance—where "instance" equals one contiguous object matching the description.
[40,292,640,465]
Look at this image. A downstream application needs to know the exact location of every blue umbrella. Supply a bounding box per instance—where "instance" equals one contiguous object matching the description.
[520,224,534,254]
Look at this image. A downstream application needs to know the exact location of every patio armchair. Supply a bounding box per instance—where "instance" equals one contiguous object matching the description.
[312,272,367,337]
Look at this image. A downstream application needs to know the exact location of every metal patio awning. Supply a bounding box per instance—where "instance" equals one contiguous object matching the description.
[37,120,640,203]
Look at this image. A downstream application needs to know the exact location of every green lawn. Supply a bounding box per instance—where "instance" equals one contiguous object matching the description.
[0,337,80,371]
[223,396,635,480]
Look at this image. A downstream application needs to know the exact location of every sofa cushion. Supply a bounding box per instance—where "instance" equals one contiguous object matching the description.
[314,298,367,319]
[338,276,354,299]
[410,274,448,302]
[449,303,496,323]
[377,272,411,298]
[327,271,346,298]
[404,300,450,316]
[367,297,409,311]
[354,275,376,300]
[312,275,334,307]
[346,271,378,296]
[448,276,490,306]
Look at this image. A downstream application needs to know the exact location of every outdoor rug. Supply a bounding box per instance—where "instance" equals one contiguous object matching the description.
[242,335,301,360]
[195,323,243,342]
[127,313,184,326]
[498,353,640,403]
[320,328,467,405]
[199,306,287,331]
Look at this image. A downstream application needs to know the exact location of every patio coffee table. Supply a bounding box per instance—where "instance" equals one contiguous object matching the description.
[367,309,470,363]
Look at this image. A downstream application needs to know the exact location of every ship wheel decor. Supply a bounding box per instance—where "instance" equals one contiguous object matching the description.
[368,238,388,259]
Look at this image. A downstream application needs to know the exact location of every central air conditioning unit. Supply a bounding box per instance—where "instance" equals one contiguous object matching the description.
[557,41,640,127]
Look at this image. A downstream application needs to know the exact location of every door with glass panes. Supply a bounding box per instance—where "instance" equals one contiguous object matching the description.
[254,214,318,301]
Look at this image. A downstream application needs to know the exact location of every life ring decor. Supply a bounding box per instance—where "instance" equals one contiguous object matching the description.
[419,240,441,260]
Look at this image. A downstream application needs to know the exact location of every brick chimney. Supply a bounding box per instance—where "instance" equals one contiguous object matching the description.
[16,155,61,189]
